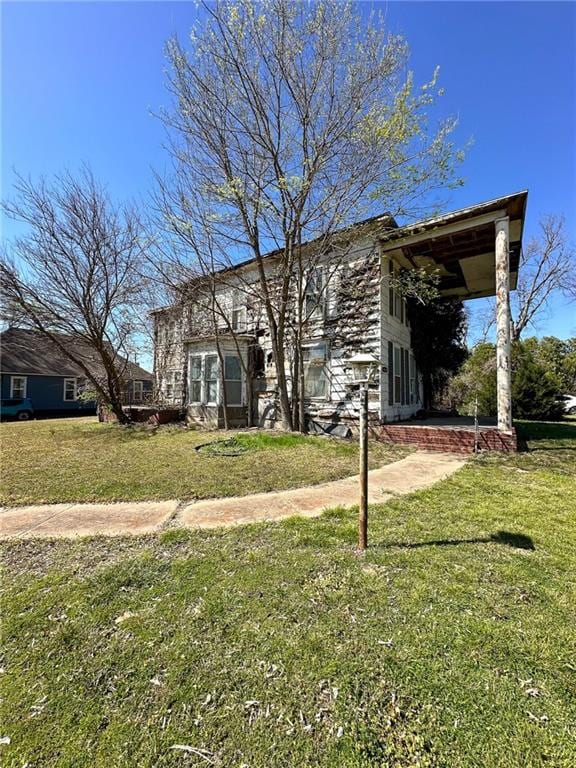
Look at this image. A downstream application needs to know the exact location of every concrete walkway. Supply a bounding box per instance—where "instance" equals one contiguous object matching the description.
[0,452,465,540]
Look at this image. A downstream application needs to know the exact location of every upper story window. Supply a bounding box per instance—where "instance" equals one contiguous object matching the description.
[231,306,246,332]
[388,259,407,324]
[305,268,325,319]
[303,341,329,399]
[10,376,27,399]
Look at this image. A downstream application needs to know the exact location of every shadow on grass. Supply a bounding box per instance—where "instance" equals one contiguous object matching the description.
[516,420,576,444]
[380,530,535,551]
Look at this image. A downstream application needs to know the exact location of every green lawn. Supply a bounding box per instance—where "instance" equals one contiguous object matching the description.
[0,417,406,505]
[1,421,575,766]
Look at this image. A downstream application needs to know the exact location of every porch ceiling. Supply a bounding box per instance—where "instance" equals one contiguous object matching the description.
[380,191,528,299]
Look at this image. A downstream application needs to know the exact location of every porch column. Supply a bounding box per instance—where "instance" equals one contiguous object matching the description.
[495,217,512,433]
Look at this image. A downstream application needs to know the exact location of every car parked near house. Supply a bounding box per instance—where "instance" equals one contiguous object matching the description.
[0,397,35,421]
[558,394,576,415]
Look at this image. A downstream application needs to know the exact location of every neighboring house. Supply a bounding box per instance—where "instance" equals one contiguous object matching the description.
[0,327,154,416]
[153,192,527,439]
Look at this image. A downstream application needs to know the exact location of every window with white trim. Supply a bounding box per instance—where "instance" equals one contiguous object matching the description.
[205,355,218,404]
[63,378,77,401]
[388,259,405,323]
[409,355,417,404]
[10,376,27,399]
[224,355,242,405]
[303,341,329,399]
[305,268,325,319]
[231,306,246,332]
[173,371,183,401]
[163,370,182,401]
[133,380,144,402]
[393,347,402,404]
[189,357,202,403]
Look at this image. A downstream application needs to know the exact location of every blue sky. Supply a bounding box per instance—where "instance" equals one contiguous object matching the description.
[2,0,575,344]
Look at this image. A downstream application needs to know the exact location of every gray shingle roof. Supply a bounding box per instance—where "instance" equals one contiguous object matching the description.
[0,327,153,381]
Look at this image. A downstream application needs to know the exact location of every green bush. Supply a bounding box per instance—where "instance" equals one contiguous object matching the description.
[450,340,565,421]
[512,348,564,420]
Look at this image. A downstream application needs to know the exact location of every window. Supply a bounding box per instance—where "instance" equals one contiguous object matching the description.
[133,381,144,402]
[393,347,401,404]
[303,342,329,399]
[63,378,77,401]
[387,342,394,406]
[10,376,27,399]
[388,260,405,322]
[305,268,324,318]
[409,355,417,404]
[224,355,242,405]
[205,355,218,404]
[387,345,414,406]
[231,307,246,332]
[173,371,183,402]
[190,357,202,403]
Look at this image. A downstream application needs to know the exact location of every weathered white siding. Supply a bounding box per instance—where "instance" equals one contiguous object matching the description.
[153,231,423,430]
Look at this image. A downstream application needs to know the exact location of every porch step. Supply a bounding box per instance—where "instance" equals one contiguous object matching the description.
[377,425,517,454]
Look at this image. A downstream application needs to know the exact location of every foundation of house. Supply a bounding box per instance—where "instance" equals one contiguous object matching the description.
[377,416,518,454]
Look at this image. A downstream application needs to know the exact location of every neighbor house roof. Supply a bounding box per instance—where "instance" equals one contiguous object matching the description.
[0,327,154,380]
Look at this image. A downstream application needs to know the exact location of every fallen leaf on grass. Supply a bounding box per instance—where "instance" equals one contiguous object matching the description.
[527,711,549,724]
[115,611,138,624]
[170,745,214,763]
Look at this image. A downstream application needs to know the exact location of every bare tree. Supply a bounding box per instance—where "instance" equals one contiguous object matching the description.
[475,214,574,342]
[1,168,150,424]
[158,0,464,430]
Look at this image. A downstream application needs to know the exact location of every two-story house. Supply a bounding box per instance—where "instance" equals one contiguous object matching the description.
[153,191,527,444]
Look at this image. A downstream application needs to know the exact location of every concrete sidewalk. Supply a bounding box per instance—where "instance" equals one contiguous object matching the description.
[0,452,465,539]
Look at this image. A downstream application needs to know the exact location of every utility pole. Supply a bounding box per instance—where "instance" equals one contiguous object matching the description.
[358,384,369,550]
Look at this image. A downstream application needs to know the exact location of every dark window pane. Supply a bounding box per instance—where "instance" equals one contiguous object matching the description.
[225,355,241,380]
[190,381,201,402]
[225,381,242,405]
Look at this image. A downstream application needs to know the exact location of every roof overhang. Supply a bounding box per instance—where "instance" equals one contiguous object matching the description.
[379,191,528,299]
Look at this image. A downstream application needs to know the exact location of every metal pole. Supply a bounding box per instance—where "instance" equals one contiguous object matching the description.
[358,385,368,550]
[474,396,479,454]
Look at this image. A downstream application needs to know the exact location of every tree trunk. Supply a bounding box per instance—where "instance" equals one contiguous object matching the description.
[215,338,229,430]
[291,341,300,431]
[298,342,307,434]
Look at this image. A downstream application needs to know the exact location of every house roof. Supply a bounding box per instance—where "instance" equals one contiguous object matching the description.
[150,210,398,315]
[379,190,528,299]
[0,327,154,381]
[151,191,528,313]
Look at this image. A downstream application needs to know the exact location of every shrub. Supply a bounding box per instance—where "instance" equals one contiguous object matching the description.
[449,340,564,421]
[512,349,564,421]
